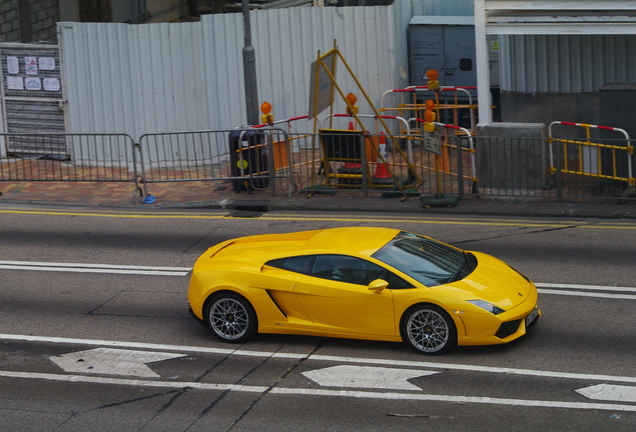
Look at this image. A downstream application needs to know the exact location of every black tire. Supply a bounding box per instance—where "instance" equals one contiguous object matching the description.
[400,304,457,355]
[204,292,258,343]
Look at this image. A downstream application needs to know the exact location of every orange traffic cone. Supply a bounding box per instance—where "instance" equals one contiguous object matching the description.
[343,121,362,170]
[373,132,393,184]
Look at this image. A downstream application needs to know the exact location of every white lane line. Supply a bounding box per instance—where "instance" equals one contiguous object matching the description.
[537,289,636,300]
[536,283,636,293]
[0,370,267,392]
[2,370,636,412]
[0,261,190,276]
[3,261,635,294]
[2,333,636,384]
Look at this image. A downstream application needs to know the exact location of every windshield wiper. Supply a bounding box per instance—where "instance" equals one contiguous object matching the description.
[447,252,476,283]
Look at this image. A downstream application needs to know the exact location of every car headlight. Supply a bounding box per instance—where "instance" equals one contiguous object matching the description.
[466,300,505,315]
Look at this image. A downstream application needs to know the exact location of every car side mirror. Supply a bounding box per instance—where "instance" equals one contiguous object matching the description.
[368,279,389,294]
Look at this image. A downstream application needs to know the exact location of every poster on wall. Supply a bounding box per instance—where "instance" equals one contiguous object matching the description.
[25,57,38,74]
[7,56,19,74]
[43,78,60,91]
[7,76,24,90]
[25,77,42,90]
[38,57,55,70]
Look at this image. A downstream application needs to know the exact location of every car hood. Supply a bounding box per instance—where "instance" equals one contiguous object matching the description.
[432,252,534,309]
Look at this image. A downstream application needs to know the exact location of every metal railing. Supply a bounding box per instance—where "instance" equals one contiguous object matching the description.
[475,135,552,198]
[138,128,293,197]
[0,133,144,202]
[2,130,635,204]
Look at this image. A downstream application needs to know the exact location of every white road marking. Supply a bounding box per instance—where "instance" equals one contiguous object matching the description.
[2,370,636,412]
[2,333,636,385]
[537,289,636,300]
[536,282,636,300]
[577,384,636,403]
[0,260,190,276]
[0,370,267,392]
[3,260,635,299]
[50,348,187,378]
[302,366,438,391]
[535,283,636,293]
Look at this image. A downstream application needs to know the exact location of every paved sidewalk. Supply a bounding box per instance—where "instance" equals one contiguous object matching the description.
[1,179,636,219]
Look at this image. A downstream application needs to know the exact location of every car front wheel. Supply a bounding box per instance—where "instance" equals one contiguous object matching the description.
[205,293,257,343]
[401,304,457,355]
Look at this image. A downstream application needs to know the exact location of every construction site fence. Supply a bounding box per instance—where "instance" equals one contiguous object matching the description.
[2,131,635,203]
[0,133,145,202]
[476,135,635,201]
[138,128,293,198]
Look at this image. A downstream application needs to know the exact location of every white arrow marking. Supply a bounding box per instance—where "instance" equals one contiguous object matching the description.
[576,384,636,403]
[6,370,636,412]
[50,348,187,378]
[302,365,438,391]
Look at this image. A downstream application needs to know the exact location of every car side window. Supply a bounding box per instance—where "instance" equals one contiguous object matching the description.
[386,272,414,289]
[311,255,386,286]
[266,255,314,274]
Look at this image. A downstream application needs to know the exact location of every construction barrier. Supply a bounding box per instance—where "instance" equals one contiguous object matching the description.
[138,128,293,197]
[548,121,635,198]
[380,86,478,134]
[3,128,634,203]
[0,132,145,202]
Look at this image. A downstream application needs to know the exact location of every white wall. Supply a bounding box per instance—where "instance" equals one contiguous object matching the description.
[58,1,413,138]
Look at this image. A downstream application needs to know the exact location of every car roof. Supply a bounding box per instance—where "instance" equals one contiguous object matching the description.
[212,227,401,261]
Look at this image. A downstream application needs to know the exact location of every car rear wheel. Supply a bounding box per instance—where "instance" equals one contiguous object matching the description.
[401,304,457,355]
[205,293,257,343]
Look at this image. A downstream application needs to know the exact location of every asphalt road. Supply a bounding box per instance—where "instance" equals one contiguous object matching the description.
[1,204,635,431]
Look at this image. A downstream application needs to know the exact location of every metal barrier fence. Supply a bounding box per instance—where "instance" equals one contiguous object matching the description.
[550,137,636,200]
[138,128,293,197]
[2,130,635,203]
[138,128,475,199]
[548,122,635,200]
[475,135,636,201]
[277,131,474,199]
[0,133,144,201]
[475,136,551,198]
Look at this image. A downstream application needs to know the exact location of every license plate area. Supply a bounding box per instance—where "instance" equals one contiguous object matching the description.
[526,306,539,327]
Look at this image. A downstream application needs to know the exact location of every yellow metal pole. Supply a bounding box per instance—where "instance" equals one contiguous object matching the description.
[334,50,421,187]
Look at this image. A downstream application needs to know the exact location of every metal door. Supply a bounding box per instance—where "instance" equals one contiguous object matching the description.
[441,26,476,88]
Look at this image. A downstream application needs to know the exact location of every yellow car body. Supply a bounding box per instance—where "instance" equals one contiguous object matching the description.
[188,227,540,354]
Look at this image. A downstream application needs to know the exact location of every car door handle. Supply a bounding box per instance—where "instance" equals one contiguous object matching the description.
[296,289,311,295]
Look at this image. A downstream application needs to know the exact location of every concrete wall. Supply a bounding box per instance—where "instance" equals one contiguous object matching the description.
[500,89,636,140]
[500,92,600,131]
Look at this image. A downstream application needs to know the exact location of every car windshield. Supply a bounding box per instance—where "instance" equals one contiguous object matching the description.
[371,232,476,286]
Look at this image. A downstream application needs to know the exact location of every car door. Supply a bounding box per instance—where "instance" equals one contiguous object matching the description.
[292,254,395,336]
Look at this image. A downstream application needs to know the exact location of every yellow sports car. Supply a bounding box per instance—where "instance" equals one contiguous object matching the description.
[188,227,540,354]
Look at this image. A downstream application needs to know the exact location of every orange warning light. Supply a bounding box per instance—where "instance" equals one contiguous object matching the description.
[345,93,358,116]
[426,69,439,80]
[425,99,435,110]
[260,101,272,115]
